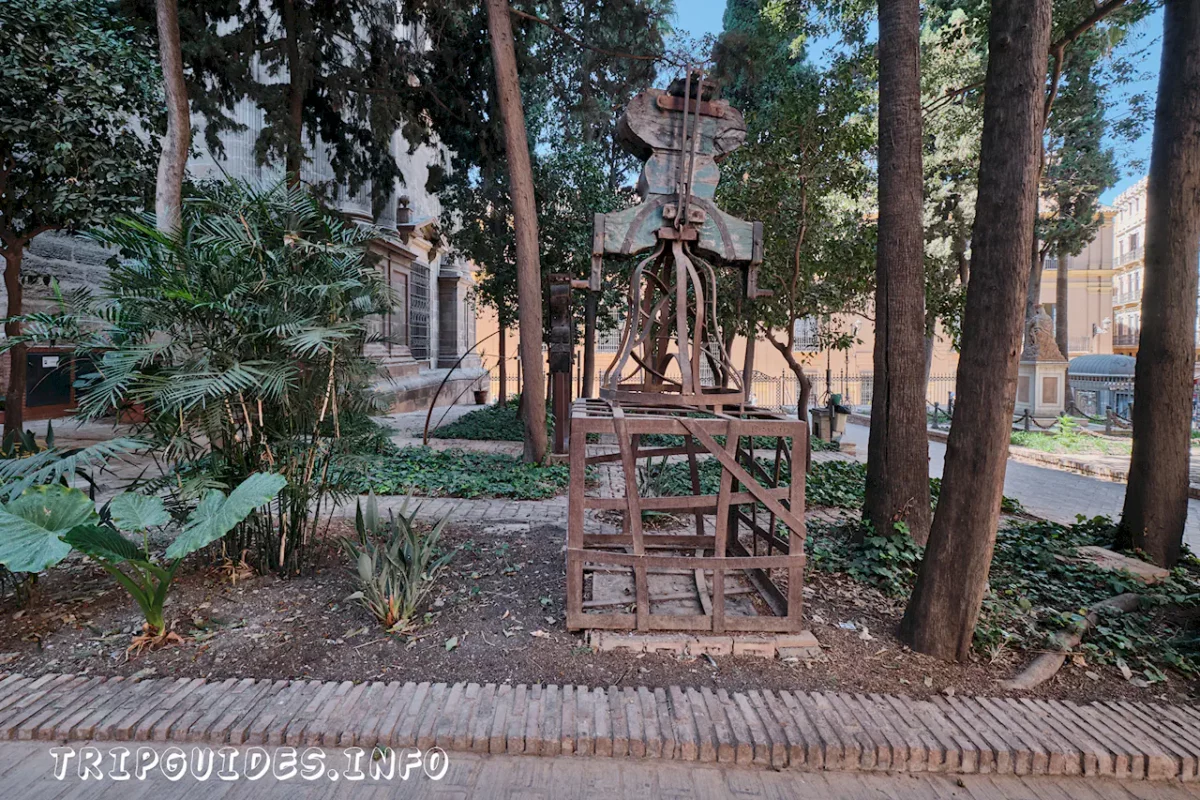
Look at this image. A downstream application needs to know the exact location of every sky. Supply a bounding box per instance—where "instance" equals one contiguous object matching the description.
[669,1,1163,206]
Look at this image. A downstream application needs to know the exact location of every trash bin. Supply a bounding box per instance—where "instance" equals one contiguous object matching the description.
[810,404,850,441]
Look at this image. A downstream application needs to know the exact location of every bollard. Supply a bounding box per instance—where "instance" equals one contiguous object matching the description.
[933,402,941,430]
[1024,410,1031,432]
[1105,407,1113,437]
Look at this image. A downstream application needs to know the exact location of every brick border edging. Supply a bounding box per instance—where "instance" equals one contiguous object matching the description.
[0,672,1198,781]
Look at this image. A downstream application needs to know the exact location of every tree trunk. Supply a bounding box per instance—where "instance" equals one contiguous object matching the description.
[154,0,190,235]
[765,332,813,473]
[282,0,304,185]
[1055,244,1070,359]
[486,0,548,463]
[742,329,757,402]
[498,323,508,407]
[865,0,930,545]
[900,0,1053,661]
[3,247,26,439]
[1026,244,1047,320]
[1118,0,1200,568]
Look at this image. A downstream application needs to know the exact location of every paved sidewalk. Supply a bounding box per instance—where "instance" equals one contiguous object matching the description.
[3,672,1200,782]
[841,423,1200,553]
[3,742,1199,799]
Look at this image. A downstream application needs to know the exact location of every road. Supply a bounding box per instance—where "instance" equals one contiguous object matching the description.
[841,422,1200,553]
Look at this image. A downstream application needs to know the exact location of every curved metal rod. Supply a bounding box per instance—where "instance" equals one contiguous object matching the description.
[422,329,500,445]
[604,243,664,391]
[692,248,743,392]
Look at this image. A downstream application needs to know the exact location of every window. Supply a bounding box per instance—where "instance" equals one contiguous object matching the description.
[1130,232,1140,251]
[792,316,819,352]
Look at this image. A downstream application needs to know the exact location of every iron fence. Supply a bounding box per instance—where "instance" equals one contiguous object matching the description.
[486,365,957,414]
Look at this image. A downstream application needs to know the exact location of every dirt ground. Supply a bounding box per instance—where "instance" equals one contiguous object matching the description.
[0,516,1194,704]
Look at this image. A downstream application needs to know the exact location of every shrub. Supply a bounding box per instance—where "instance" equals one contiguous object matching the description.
[432,403,525,441]
[0,474,284,641]
[20,181,392,574]
[337,446,569,500]
[342,495,455,632]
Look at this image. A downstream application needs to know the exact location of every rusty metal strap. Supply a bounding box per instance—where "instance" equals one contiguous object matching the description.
[567,548,804,570]
[680,418,806,535]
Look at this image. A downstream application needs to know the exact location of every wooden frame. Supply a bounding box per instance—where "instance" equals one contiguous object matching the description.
[566,398,807,634]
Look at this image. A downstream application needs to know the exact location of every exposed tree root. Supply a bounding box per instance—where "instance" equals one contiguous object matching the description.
[998,593,1141,690]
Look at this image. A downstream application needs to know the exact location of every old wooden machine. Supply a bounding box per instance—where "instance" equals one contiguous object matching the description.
[566,72,808,635]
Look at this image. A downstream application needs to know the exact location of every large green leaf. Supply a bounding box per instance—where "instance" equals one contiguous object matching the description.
[64,524,145,564]
[109,493,169,532]
[0,485,99,573]
[165,473,286,560]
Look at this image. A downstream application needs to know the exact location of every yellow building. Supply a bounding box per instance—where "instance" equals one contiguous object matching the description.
[1037,210,1117,357]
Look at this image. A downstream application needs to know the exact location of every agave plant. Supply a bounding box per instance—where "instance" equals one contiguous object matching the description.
[342,495,455,632]
[0,473,285,641]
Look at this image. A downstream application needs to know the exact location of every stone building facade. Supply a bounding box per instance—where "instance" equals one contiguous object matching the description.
[1,34,483,420]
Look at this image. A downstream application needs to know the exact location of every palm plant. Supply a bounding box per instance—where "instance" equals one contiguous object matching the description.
[12,180,393,573]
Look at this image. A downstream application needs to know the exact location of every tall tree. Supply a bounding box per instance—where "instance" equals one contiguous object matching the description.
[714,1,875,439]
[125,0,428,214]
[900,0,1053,661]
[864,0,930,544]
[1118,0,1200,567]
[485,0,549,463]
[154,0,189,234]
[0,0,159,437]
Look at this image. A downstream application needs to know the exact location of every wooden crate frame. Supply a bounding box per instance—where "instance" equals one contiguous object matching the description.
[566,398,807,633]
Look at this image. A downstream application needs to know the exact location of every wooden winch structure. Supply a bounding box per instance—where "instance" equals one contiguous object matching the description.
[566,73,808,634]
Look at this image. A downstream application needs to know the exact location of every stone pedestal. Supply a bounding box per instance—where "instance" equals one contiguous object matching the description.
[1015,309,1068,421]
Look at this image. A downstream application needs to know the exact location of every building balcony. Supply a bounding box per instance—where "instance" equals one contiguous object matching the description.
[1113,333,1139,347]
[1115,246,1144,268]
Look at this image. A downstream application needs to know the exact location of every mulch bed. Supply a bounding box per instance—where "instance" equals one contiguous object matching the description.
[0,516,1193,704]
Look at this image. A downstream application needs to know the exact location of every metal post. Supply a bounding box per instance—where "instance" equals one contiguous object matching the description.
[933,402,940,430]
[1024,410,1031,432]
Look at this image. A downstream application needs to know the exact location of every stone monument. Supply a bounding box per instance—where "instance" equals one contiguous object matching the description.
[1015,308,1068,421]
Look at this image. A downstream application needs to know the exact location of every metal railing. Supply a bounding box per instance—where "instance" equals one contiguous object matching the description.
[1115,246,1145,268]
[486,366,957,414]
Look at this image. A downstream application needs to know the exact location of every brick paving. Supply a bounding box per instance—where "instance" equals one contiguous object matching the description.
[3,742,1199,799]
[3,672,1200,782]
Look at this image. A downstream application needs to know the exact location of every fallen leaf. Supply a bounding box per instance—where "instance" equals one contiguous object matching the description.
[444,636,458,652]
[0,653,18,665]
[858,626,874,641]
[1085,671,1100,681]
[923,676,933,688]
[1119,661,1133,680]
[530,630,550,639]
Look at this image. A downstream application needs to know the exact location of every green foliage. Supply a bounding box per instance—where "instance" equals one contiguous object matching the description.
[342,495,455,632]
[0,485,98,573]
[0,475,283,634]
[1010,418,1131,456]
[0,0,159,248]
[714,1,876,354]
[977,517,1200,678]
[16,181,391,574]
[120,0,430,213]
[431,401,550,442]
[339,446,569,500]
[807,512,1200,679]
[805,520,924,597]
